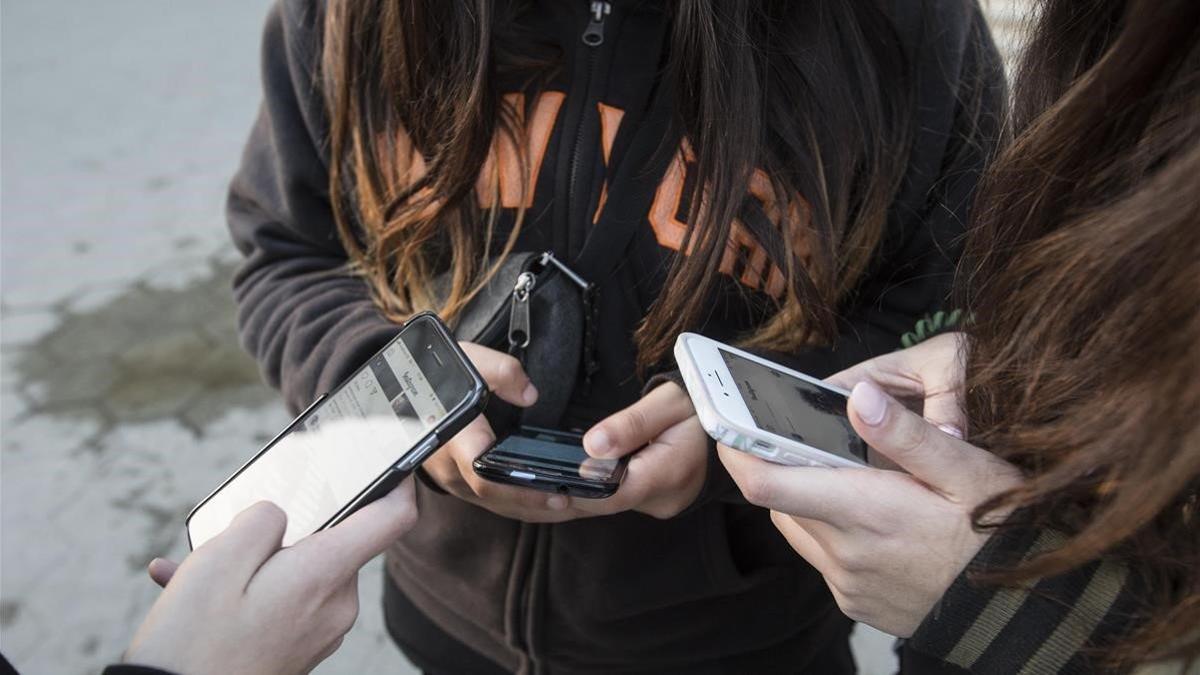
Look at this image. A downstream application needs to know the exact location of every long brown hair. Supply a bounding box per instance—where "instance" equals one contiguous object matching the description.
[961,0,1200,666]
[321,0,918,370]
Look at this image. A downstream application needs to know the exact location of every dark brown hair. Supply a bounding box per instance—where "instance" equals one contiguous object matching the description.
[321,0,917,370]
[961,0,1200,665]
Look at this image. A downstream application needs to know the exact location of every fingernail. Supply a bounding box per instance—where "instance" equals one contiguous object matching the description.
[547,495,569,510]
[522,383,538,406]
[937,424,964,439]
[852,381,888,426]
[585,429,612,457]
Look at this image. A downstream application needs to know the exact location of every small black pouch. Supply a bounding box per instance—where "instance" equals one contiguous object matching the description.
[435,252,597,435]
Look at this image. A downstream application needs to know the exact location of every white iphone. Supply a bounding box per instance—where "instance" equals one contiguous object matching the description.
[674,332,872,468]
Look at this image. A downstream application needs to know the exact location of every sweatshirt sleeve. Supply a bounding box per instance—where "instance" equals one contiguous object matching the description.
[905,527,1145,674]
[228,0,400,415]
[101,666,178,675]
[678,0,1007,509]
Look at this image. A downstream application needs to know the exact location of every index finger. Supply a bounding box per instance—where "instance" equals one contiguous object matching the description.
[193,501,288,585]
[296,477,418,573]
[827,337,968,436]
[716,444,864,529]
[847,382,1019,499]
[583,382,693,459]
[460,342,538,408]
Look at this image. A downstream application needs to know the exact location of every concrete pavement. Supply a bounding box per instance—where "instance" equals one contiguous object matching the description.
[0,2,415,673]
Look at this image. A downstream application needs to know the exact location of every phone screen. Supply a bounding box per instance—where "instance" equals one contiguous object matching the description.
[188,319,472,548]
[719,349,867,463]
[486,428,622,482]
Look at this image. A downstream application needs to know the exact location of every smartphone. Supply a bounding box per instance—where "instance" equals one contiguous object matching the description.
[186,312,487,549]
[473,426,627,498]
[674,332,872,468]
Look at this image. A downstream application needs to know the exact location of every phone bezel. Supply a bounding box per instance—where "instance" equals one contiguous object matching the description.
[674,332,867,468]
[472,426,627,498]
[185,312,486,549]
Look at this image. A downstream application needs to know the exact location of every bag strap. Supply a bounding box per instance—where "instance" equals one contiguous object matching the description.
[570,84,678,283]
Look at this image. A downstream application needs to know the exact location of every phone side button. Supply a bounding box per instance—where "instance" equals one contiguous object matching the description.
[779,451,818,467]
[395,435,439,472]
[509,470,537,481]
[751,439,778,458]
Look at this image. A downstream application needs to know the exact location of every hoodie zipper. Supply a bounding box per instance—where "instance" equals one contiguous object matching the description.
[582,1,610,46]
[562,1,610,256]
[513,8,611,672]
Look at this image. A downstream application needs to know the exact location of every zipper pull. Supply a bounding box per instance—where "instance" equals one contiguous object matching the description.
[509,272,536,349]
[582,1,610,47]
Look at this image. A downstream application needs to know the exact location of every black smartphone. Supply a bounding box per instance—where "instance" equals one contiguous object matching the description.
[186,312,486,549]
[473,426,627,498]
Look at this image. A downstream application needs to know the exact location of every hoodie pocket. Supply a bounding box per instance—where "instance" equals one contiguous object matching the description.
[702,502,800,591]
[386,481,521,641]
[701,503,754,590]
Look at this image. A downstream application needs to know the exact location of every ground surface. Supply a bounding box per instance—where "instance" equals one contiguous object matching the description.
[1,2,1027,673]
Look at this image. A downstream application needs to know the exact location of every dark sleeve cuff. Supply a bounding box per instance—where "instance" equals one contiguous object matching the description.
[102,665,179,675]
[908,526,1142,674]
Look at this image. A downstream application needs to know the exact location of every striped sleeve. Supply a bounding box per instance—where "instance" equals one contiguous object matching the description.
[906,527,1146,674]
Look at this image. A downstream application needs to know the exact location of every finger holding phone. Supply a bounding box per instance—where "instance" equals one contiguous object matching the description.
[419,342,582,522]
[124,480,418,674]
[432,343,708,521]
[573,380,709,519]
[824,332,968,439]
[717,381,1022,637]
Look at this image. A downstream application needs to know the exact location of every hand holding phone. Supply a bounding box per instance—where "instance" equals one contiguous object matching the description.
[417,343,596,521]
[129,482,417,674]
[716,379,1022,638]
[429,368,708,521]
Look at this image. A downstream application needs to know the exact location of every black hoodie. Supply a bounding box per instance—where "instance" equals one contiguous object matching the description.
[226,0,1005,672]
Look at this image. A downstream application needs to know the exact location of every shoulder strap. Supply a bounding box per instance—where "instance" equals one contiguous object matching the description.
[571,84,678,282]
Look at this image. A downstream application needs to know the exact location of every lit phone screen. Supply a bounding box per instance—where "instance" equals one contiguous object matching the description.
[719,349,867,463]
[189,322,467,548]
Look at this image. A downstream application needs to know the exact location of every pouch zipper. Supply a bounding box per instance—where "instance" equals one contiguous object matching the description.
[508,271,536,351]
[506,252,593,355]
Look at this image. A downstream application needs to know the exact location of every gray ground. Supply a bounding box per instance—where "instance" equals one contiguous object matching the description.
[0,2,412,673]
[1,2,1026,674]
